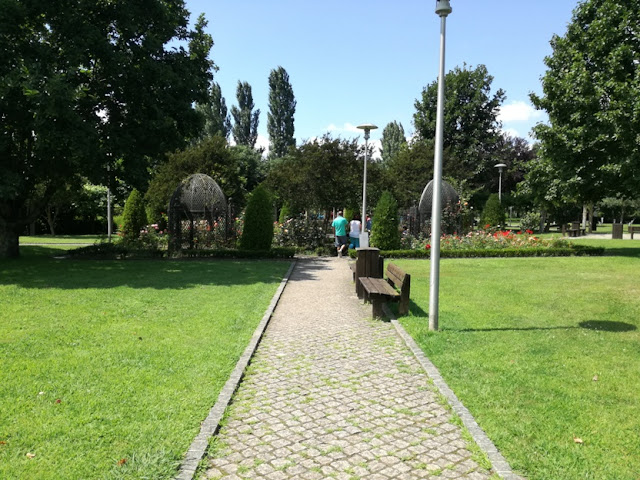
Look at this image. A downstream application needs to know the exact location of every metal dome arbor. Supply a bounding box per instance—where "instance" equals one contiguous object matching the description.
[418,180,459,220]
[168,173,231,252]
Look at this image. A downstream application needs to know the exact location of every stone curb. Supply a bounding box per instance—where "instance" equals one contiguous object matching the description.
[174,260,297,480]
[385,305,524,480]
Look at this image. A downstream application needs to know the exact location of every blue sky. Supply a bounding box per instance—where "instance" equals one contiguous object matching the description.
[184,0,579,154]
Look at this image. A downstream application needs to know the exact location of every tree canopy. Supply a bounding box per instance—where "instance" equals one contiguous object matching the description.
[231,81,260,148]
[413,64,505,190]
[530,0,640,205]
[196,82,231,140]
[267,66,296,159]
[380,121,406,165]
[0,0,214,257]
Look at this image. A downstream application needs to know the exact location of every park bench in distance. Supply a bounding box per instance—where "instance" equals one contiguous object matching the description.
[359,263,411,318]
[629,225,640,239]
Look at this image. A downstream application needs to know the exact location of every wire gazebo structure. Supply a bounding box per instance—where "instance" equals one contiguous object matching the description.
[417,179,460,235]
[168,173,234,252]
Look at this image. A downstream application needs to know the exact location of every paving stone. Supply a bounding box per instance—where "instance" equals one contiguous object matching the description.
[201,258,497,479]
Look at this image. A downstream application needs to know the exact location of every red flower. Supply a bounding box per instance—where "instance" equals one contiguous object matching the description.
[517,231,522,234]
[526,229,534,234]
[425,244,431,249]
[485,224,491,229]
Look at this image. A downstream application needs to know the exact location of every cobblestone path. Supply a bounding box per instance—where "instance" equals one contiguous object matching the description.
[202,257,495,479]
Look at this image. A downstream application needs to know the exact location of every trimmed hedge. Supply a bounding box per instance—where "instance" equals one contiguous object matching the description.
[67,243,295,259]
[348,245,605,259]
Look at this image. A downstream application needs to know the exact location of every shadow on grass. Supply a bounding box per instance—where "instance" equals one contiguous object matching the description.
[0,246,292,290]
[579,320,637,332]
[443,320,637,333]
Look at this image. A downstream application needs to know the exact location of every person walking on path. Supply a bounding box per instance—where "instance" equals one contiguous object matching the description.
[202,257,504,479]
[332,210,349,257]
[349,214,362,249]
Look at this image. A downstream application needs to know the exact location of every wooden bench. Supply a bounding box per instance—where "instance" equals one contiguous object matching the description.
[359,263,410,318]
[629,225,640,239]
[567,228,586,237]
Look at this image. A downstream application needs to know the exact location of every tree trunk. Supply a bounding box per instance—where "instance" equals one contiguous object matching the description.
[45,206,57,236]
[587,202,594,233]
[539,209,547,234]
[0,225,20,258]
[582,205,587,229]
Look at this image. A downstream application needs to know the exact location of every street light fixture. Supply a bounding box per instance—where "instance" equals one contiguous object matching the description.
[495,163,507,202]
[429,0,452,332]
[357,123,377,248]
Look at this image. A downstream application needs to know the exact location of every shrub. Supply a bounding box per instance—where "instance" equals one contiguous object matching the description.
[278,203,291,223]
[480,193,506,228]
[520,211,542,232]
[273,215,328,249]
[370,191,400,250]
[121,189,147,244]
[239,184,274,250]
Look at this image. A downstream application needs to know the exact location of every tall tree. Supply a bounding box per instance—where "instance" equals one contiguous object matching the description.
[413,64,505,189]
[380,121,406,165]
[383,140,436,210]
[530,0,640,208]
[0,1,213,258]
[231,81,260,148]
[196,82,231,140]
[267,66,296,159]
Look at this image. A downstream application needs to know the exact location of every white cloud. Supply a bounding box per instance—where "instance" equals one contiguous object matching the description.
[255,134,270,158]
[326,122,360,134]
[501,127,521,139]
[498,101,543,123]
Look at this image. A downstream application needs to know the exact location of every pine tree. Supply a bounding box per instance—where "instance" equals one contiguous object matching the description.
[267,67,296,159]
[231,81,260,148]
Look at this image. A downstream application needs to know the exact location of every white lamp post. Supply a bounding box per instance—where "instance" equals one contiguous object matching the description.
[429,0,452,332]
[357,123,377,248]
[495,163,507,202]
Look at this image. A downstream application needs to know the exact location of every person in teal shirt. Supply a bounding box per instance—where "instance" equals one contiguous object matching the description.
[332,210,349,256]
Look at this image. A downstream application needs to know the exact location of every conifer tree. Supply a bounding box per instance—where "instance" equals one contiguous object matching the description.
[267,67,296,159]
[231,81,260,148]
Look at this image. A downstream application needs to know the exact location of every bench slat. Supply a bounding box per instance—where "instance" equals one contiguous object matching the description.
[360,277,399,298]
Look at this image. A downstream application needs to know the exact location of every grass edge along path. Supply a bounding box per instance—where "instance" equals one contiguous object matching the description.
[394,255,640,480]
[0,248,291,480]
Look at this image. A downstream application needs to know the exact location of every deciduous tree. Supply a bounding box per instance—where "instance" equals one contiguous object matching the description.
[196,82,231,140]
[231,81,260,148]
[267,67,296,159]
[0,1,213,257]
[380,121,406,165]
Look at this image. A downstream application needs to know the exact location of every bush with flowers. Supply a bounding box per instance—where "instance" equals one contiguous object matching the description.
[273,215,328,250]
[416,229,568,251]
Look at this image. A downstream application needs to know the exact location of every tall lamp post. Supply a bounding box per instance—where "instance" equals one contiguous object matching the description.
[357,123,377,248]
[495,163,506,202]
[429,0,452,332]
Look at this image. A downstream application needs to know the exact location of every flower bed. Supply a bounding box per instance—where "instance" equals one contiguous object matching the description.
[351,230,604,258]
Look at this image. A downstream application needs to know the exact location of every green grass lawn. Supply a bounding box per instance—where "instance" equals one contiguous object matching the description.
[0,246,290,479]
[395,246,640,480]
[20,235,105,244]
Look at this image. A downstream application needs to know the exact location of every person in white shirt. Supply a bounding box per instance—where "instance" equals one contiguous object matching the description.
[349,214,362,249]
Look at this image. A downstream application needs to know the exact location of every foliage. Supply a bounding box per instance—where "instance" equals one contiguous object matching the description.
[196,82,231,140]
[231,81,260,148]
[380,121,406,164]
[239,185,274,250]
[384,140,435,210]
[414,64,505,191]
[480,194,506,228]
[520,211,542,232]
[0,3,214,258]
[145,137,263,220]
[530,0,640,205]
[278,203,291,223]
[273,215,328,249]
[120,189,147,244]
[267,66,296,159]
[266,135,376,213]
[370,191,400,250]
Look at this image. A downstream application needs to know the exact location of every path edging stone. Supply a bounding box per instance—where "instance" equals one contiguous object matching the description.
[175,260,297,480]
[385,305,524,480]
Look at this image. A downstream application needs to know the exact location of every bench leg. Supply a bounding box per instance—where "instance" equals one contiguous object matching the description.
[371,298,385,318]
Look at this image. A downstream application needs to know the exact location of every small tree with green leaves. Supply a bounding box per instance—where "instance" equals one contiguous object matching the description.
[240,185,274,250]
[480,193,506,228]
[370,191,400,250]
[121,189,147,244]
